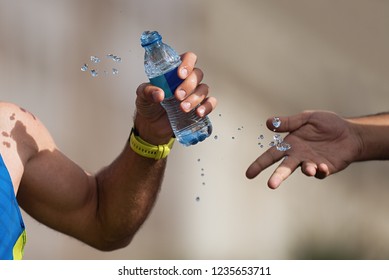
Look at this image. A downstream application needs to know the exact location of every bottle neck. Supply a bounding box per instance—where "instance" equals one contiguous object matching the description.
[143,40,163,52]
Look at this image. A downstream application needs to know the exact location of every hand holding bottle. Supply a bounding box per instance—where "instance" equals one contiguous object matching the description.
[141,31,215,146]
[135,50,217,146]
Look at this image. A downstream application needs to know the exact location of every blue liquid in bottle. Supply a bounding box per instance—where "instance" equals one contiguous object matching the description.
[141,31,212,146]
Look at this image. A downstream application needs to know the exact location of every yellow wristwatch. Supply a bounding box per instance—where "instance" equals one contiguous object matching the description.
[129,128,175,160]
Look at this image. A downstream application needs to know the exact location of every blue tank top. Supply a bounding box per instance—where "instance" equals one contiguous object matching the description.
[0,154,26,260]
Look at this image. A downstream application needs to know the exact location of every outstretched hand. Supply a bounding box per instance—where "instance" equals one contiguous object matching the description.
[246,111,362,189]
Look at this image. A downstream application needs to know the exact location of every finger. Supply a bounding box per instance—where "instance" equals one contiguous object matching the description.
[266,111,313,133]
[196,96,217,117]
[136,83,164,103]
[175,68,204,102]
[246,148,285,179]
[301,161,318,177]
[178,52,197,79]
[315,163,330,179]
[267,156,301,189]
[302,161,330,179]
[180,83,209,112]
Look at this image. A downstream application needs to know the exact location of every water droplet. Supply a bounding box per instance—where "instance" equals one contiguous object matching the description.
[232,136,235,140]
[267,133,292,151]
[201,173,205,177]
[258,134,264,140]
[196,197,200,202]
[81,64,88,71]
[90,56,101,64]
[197,158,201,162]
[277,143,291,151]
[107,54,122,62]
[90,69,98,77]
[214,135,218,140]
[274,134,283,142]
[272,117,281,128]
[202,182,206,186]
[112,68,119,75]
[219,113,222,117]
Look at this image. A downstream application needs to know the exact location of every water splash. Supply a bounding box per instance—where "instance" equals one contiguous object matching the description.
[82,53,122,77]
[270,134,291,151]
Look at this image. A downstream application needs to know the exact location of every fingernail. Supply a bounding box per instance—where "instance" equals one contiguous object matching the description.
[152,90,161,102]
[176,89,186,100]
[181,101,191,111]
[180,67,188,78]
[197,106,205,117]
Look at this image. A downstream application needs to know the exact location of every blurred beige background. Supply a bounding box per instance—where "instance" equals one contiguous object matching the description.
[1,0,389,259]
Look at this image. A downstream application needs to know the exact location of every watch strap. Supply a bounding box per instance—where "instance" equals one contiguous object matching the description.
[129,128,175,160]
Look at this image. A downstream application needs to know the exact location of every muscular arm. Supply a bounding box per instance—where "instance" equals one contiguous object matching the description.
[4,52,216,251]
[15,108,168,250]
[10,104,167,251]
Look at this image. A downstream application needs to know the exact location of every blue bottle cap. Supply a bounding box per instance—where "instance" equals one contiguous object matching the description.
[140,31,162,47]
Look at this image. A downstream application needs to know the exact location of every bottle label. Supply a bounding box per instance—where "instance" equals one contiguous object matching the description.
[149,67,183,98]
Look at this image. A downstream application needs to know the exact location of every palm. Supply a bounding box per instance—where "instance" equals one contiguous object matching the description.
[285,111,356,174]
[246,111,361,188]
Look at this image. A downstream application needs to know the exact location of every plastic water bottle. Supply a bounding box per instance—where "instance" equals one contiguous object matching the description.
[140,31,212,146]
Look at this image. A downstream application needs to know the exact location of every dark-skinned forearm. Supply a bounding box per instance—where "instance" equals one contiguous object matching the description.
[94,143,167,250]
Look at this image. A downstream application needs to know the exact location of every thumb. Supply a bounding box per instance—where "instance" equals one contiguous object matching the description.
[266,111,312,133]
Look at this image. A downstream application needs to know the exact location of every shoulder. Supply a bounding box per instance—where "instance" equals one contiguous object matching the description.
[0,102,27,137]
[0,101,21,120]
[0,101,39,139]
[0,102,35,190]
[0,101,56,158]
[0,102,38,126]
[0,101,57,191]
